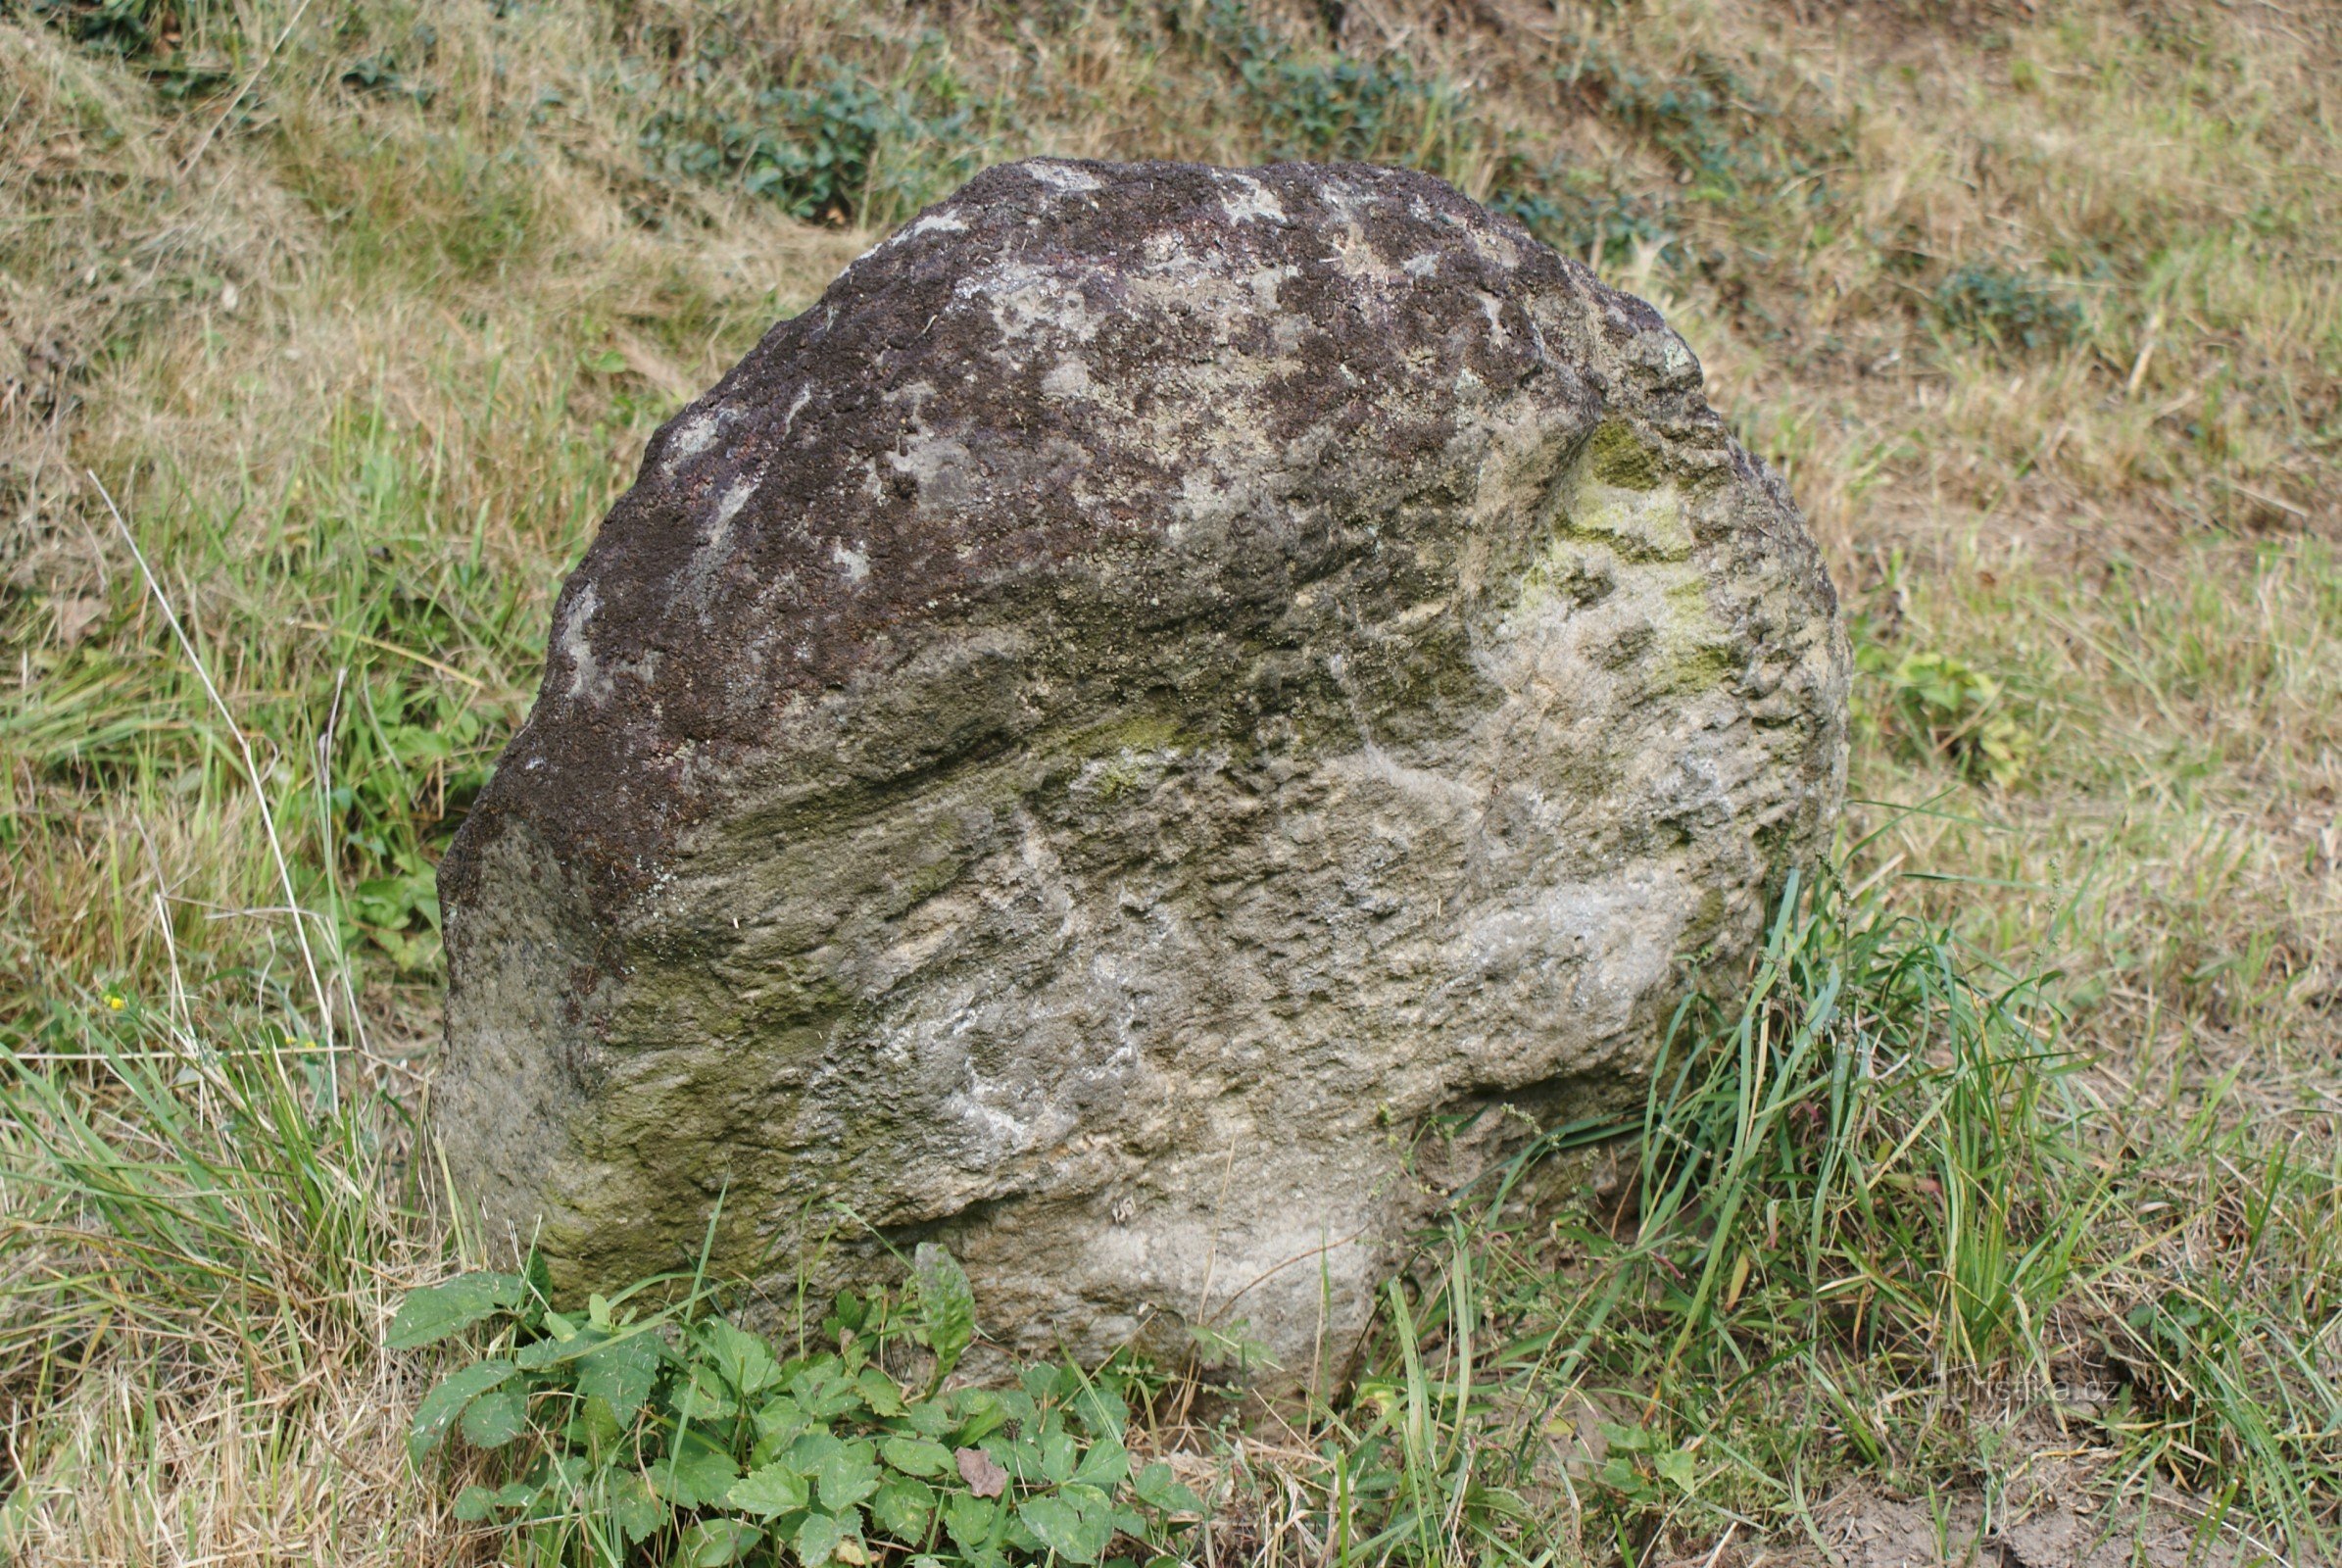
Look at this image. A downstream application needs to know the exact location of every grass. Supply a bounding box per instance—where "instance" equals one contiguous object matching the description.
[2,0,2338,1562]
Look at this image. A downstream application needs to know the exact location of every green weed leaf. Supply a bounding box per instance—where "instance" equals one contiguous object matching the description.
[1020,1493,1108,1564]
[870,1475,937,1541]
[608,1473,666,1545]
[1069,1434,1129,1490]
[697,1317,784,1397]
[386,1272,524,1348]
[1133,1462,1202,1515]
[459,1387,528,1448]
[796,1508,850,1566]
[678,1518,762,1566]
[881,1435,956,1477]
[655,1438,742,1509]
[572,1330,660,1421]
[408,1358,515,1462]
[727,1461,810,1517]
[913,1243,975,1386]
[816,1445,884,1510]
[944,1493,1000,1552]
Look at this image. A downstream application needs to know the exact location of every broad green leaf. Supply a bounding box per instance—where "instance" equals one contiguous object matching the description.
[793,1367,862,1420]
[756,1394,812,1446]
[523,1250,553,1313]
[679,1518,762,1566]
[906,1399,954,1439]
[912,1243,975,1384]
[514,1332,580,1371]
[460,1387,528,1448]
[697,1318,785,1397]
[576,1332,661,1422]
[949,1390,1008,1446]
[1654,1446,1697,1493]
[816,1446,883,1511]
[1069,1435,1128,1490]
[654,1439,742,1510]
[727,1462,810,1518]
[787,1431,850,1475]
[1019,1494,1108,1564]
[1133,1462,1203,1515]
[796,1509,849,1566]
[869,1476,936,1542]
[943,1494,1000,1552]
[680,1361,743,1420]
[856,1365,907,1417]
[452,1485,498,1522]
[1039,1428,1079,1485]
[1069,1381,1128,1442]
[408,1359,515,1462]
[386,1273,525,1349]
[580,1393,623,1449]
[880,1436,955,1477]
[608,1472,666,1545]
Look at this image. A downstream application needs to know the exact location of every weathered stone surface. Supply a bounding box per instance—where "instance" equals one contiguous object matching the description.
[436,157,1847,1376]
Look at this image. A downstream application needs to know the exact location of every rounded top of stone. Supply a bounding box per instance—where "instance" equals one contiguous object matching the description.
[448,159,1763,910]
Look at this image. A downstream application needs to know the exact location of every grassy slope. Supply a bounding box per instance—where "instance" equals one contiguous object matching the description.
[1,0,2337,1562]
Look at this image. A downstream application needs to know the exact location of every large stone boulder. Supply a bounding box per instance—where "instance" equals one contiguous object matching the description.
[437,158,1846,1378]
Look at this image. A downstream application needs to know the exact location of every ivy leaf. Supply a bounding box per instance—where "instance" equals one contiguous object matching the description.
[576,1332,661,1423]
[460,1387,529,1448]
[408,1359,515,1462]
[386,1273,525,1349]
[913,1243,975,1386]
[870,1475,937,1542]
[678,1518,762,1566]
[1133,1462,1203,1515]
[880,1436,956,1477]
[727,1461,810,1518]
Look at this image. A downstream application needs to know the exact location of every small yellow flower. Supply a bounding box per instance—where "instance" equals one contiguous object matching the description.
[104,994,126,1011]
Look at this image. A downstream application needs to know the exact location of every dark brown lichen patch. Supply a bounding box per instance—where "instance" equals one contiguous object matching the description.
[445,159,1633,911]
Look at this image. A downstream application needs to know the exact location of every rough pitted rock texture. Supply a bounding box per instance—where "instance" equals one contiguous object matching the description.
[438,157,1848,1374]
